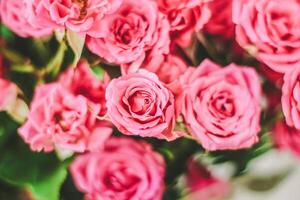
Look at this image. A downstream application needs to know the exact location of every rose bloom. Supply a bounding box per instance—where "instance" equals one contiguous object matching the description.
[18,83,112,153]
[105,70,179,141]
[233,0,300,73]
[121,53,188,85]
[282,66,300,130]
[184,159,231,200]
[273,121,300,158]
[0,55,4,78]
[203,0,235,39]
[0,0,53,38]
[70,137,165,200]
[158,0,212,47]
[86,0,170,68]
[59,60,110,117]
[24,0,122,36]
[179,59,261,151]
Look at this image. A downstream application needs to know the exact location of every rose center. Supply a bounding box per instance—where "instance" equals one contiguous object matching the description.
[210,93,235,117]
[72,0,88,19]
[128,91,153,114]
[104,166,140,192]
[53,110,79,131]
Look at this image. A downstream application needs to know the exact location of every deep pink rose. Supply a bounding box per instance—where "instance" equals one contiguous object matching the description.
[179,59,261,150]
[0,78,18,112]
[261,64,283,87]
[59,60,110,117]
[24,0,122,36]
[158,0,212,47]
[0,55,4,78]
[233,0,300,73]
[203,0,235,39]
[281,66,300,129]
[0,0,53,38]
[70,137,165,200]
[86,0,170,68]
[185,159,231,200]
[273,121,300,158]
[18,83,112,153]
[106,71,180,141]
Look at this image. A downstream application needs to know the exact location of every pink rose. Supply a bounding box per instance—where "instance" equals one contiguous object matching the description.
[261,64,283,87]
[0,55,4,78]
[86,0,170,68]
[273,121,300,158]
[158,0,212,47]
[70,137,165,200]
[179,59,261,150]
[203,0,235,39]
[105,71,179,141]
[0,78,18,112]
[282,66,300,129]
[0,0,53,38]
[24,0,122,36]
[142,54,188,85]
[18,83,112,153]
[185,159,231,200]
[59,60,110,117]
[122,53,188,85]
[233,0,300,73]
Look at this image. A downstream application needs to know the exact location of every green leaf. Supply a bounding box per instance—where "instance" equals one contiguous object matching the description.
[0,112,19,150]
[0,141,68,200]
[0,25,14,41]
[90,65,105,80]
[66,30,86,66]
[11,64,35,73]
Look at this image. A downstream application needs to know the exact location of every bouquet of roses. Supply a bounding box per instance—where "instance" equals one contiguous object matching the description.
[0,0,299,199]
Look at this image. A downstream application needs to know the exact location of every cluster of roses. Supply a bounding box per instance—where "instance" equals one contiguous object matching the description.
[1,0,300,199]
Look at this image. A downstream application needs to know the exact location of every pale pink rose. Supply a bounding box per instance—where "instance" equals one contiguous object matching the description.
[203,0,235,39]
[185,159,231,200]
[179,59,261,150]
[158,0,212,47]
[24,0,122,36]
[281,66,300,129]
[106,71,180,141]
[59,60,110,117]
[70,137,165,200]
[86,0,170,68]
[0,0,53,38]
[273,121,300,158]
[233,0,300,73]
[18,83,112,153]
[0,78,18,112]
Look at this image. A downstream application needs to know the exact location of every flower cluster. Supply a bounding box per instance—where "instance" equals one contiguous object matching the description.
[1,0,300,199]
